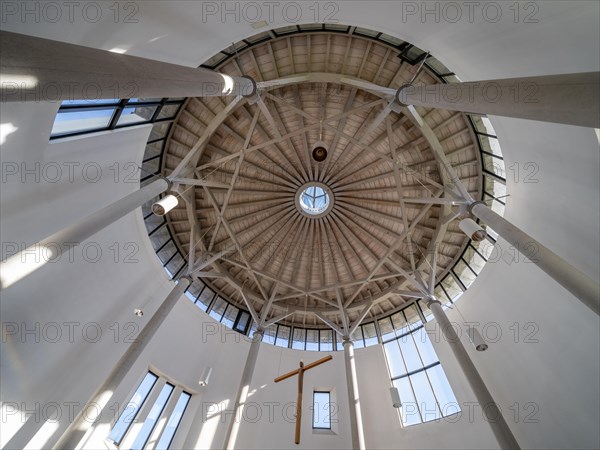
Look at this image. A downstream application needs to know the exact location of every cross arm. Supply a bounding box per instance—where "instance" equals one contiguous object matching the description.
[302,355,333,371]
[274,368,301,383]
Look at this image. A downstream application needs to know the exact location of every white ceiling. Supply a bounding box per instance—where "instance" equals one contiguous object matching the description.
[3,1,598,76]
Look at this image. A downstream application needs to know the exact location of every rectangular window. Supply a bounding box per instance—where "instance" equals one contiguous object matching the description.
[108,372,158,445]
[305,329,319,351]
[351,327,365,349]
[362,323,378,347]
[208,296,227,322]
[262,326,276,345]
[292,328,306,350]
[196,287,215,311]
[319,329,334,352]
[382,306,461,427]
[155,392,191,449]
[50,98,183,140]
[234,311,250,333]
[312,391,331,429]
[108,372,192,449]
[221,304,239,328]
[275,325,291,348]
[51,107,115,137]
[131,383,174,450]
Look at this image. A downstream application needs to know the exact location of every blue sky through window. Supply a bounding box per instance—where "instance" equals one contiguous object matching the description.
[108,372,157,444]
[300,185,329,215]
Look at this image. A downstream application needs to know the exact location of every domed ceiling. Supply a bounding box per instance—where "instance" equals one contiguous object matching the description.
[159,27,482,328]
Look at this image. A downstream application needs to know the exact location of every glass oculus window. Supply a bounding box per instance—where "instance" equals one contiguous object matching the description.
[300,186,329,214]
[296,182,334,217]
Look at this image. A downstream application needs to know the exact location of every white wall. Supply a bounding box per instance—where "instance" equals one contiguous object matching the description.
[234,342,351,450]
[78,297,250,450]
[442,114,600,449]
[61,300,501,450]
[0,102,175,449]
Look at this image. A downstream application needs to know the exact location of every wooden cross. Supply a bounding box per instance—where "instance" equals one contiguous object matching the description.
[274,355,333,445]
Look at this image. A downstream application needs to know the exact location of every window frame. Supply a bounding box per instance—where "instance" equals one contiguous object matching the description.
[312,391,332,430]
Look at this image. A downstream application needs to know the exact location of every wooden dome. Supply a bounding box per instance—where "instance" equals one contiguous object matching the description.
[161,30,481,328]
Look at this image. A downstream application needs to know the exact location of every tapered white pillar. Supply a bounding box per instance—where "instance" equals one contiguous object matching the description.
[397,72,600,128]
[343,339,366,450]
[427,299,520,450]
[52,275,192,449]
[0,31,256,102]
[0,178,169,290]
[470,202,600,315]
[223,329,264,450]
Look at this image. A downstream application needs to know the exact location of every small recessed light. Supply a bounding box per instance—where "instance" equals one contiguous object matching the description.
[134,309,144,317]
[251,20,268,29]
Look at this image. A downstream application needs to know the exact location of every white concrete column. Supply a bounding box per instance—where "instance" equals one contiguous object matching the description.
[0,178,169,290]
[343,339,366,450]
[223,329,264,450]
[427,299,520,450]
[52,275,192,449]
[470,202,600,315]
[397,72,600,128]
[0,30,256,102]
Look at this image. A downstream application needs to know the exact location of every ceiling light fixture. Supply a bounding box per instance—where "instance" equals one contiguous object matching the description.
[152,194,179,216]
[390,387,402,408]
[198,367,213,386]
[467,326,489,351]
[311,120,328,162]
[459,218,487,242]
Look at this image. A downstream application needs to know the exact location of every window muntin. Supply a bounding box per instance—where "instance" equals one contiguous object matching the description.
[312,391,332,429]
